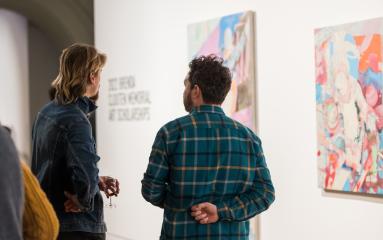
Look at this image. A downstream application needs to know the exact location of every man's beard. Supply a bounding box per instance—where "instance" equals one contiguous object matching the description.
[90,91,99,102]
[183,91,193,113]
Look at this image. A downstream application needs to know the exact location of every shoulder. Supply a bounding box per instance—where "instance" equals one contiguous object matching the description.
[0,126,21,191]
[39,101,90,130]
[226,118,262,144]
[0,126,19,164]
[158,114,193,137]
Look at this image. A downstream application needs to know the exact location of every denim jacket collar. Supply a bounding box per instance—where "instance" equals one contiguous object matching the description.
[191,104,225,115]
[76,96,97,115]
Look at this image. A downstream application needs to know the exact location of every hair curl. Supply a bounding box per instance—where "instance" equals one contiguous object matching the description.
[188,55,232,104]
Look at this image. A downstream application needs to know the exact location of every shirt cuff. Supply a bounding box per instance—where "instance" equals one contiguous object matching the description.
[215,201,232,222]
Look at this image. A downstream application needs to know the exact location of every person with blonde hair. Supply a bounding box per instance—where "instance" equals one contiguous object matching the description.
[21,160,59,240]
[32,43,119,240]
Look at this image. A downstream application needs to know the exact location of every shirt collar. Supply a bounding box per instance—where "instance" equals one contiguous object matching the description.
[191,104,225,115]
[76,96,97,114]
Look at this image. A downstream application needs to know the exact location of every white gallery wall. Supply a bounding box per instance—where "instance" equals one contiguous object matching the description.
[0,9,30,160]
[95,0,383,239]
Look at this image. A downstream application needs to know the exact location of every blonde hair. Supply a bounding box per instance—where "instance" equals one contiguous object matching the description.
[52,43,106,104]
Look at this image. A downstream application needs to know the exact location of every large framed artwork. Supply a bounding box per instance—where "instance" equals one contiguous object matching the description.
[187,11,256,131]
[315,18,383,195]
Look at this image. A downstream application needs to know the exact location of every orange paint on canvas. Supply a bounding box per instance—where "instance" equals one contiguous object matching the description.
[358,34,381,72]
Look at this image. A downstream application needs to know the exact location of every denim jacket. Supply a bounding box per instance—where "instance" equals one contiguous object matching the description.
[31,97,106,233]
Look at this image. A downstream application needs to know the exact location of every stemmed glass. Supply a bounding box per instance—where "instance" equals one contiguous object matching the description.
[105,195,117,208]
[102,176,118,208]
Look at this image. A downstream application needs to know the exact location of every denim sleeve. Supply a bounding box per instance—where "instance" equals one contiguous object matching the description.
[65,119,100,212]
[141,129,169,208]
[216,138,275,222]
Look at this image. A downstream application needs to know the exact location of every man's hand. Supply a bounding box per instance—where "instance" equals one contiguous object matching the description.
[99,176,120,198]
[191,202,219,224]
[64,191,82,213]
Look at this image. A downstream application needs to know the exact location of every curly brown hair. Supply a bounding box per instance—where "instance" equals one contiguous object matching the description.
[188,55,232,104]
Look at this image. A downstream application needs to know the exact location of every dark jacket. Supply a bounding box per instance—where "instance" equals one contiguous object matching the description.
[0,125,23,240]
[31,97,106,233]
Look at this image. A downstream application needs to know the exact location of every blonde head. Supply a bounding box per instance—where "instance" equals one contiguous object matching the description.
[52,43,106,104]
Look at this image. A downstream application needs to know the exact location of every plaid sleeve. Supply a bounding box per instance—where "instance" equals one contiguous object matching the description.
[216,138,275,222]
[141,128,169,208]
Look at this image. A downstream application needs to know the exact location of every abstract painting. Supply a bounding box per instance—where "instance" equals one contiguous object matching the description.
[188,11,256,130]
[315,18,383,195]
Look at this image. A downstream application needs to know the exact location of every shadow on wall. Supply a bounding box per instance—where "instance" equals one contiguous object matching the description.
[323,190,383,204]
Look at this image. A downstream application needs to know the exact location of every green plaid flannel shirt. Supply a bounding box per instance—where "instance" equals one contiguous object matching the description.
[142,105,275,240]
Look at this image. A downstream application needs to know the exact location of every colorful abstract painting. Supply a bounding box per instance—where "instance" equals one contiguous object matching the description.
[188,11,256,130]
[315,18,383,195]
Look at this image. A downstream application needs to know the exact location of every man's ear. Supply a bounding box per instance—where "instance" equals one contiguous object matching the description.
[192,85,201,98]
[89,73,96,84]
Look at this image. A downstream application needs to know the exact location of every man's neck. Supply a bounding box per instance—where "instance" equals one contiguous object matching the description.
[194,103,221,108]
